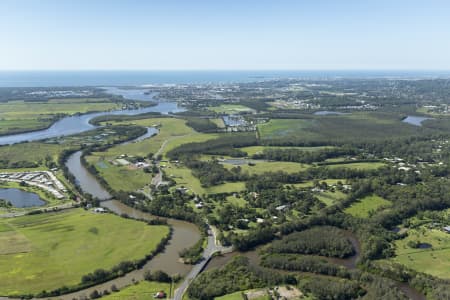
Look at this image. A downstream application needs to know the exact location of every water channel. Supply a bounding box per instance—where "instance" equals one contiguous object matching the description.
[0,88,183,146]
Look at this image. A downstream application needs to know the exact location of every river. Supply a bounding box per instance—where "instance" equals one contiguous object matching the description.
[61,151,201,299]
[0,87,183,146]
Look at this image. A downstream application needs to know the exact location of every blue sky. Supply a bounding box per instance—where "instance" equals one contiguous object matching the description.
[1,0,450,70]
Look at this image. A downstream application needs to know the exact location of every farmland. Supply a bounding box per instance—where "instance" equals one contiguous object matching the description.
[0,208,169,295]
[344,195,392,218]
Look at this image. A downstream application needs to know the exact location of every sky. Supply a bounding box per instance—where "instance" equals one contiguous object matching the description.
[1,0,450,70]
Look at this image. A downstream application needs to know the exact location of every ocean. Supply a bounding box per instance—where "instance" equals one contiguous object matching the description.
[0,70,449,87]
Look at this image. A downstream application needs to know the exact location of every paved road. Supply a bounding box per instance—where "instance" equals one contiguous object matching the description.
[0,202,74,218]
[173,226,232,300]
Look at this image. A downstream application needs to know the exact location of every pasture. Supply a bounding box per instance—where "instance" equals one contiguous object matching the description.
[0,208,169,295]
[208,104,254,114]
[257,113,427,143]
[344,195,391,218]
[103,281,171,300]
[390,227,450,279]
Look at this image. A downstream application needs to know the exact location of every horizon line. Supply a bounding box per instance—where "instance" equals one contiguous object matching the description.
[2,69,450,72]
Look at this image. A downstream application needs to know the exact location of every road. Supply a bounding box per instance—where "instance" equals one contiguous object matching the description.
[0,202,74,218]
[173,226,232,300]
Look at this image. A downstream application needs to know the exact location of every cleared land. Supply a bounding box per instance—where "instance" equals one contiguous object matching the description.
[222,160,309,175]
[344,195,391,218]
[258,113,425,143]
[316,190,347,206]
[86,117,222,192]
[390,227,450,278]
[208,104,254,114]
[240,145,333,156]
[166,162,246,195]
[103,281,171,299]
[0,209,169,295]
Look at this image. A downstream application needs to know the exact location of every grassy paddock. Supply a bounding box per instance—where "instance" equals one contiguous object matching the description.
[166,163,245,195]
[103,281,171,299]
[389,227,450,278]
[222,160,309,175]
[258,113,426,143]
[240,145,334,156]
[344,195,391,218]
[0,208,169,295]
[208,104,254,114]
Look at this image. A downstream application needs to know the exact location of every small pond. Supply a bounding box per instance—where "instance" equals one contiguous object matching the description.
[314,111,346,115]
[402,116,431,126]
[0,188,46,208]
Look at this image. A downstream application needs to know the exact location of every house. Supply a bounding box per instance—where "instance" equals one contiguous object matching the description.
[154,291,166,299]
[176,187,189,194]
[275,204,288,211]
[256,218,264,224]
[195,202,203,209]
[443,226,450,233]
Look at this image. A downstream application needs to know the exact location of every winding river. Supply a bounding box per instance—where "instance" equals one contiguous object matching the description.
[0,87,183,146]
[61,150,201,299]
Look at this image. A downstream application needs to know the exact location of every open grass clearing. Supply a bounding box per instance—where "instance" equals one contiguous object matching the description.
[240,145,334,156]
[289,179,347,189]
[389,227,450,279]
[258,113,426,143]
[344,195,391,218]
[222,160,310,175]
[166,163,245,195]
[103,281,171,299]
[316,190,347,206]
[85,156,151,192]
[208,104,254,114]
[258,119,317,141]
[325,161,385,170]
[0,142,68,167]
[0,208,169,295]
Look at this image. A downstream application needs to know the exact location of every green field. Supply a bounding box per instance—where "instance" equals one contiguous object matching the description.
[0,98,122,135]
[0,209,169,295]
[215,291,245,300]
[222,160,309,175]
[344,195,391,218]
[240,145,334,156]
[258,113,425,143]
[390,227,450,278]
[87,157,151,192]
[316,190,347,206]
[98,118,195,157]
[85,118,196,191]
[0,142,68,167]
[290,179,346,188]
[166,163,246,195]
[325,161,385,170]
[103,281,171,299]
[208,104,254,114]
[258,119,316,141]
